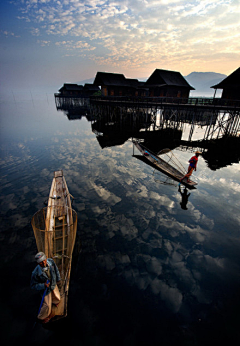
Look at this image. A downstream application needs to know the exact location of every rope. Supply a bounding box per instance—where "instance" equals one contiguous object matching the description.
[162,151,186,175]
[138,142,186,175]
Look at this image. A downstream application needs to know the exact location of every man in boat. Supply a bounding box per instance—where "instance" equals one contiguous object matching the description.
[180,151,201,183]
[31,252,61,323]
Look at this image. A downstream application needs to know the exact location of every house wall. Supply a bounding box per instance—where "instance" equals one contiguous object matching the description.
[101,86,108,96]
[61,90,83,95]
[149,86,190,98]
[222,88,240,100]
[101,86,139,97]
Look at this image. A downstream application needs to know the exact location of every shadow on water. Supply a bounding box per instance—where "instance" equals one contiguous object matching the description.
[178,186,191,210]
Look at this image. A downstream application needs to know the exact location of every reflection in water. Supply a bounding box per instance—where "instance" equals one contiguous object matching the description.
[202,136,240,170]
[178,185,191,210]
[132,140,198,190]
[56,97,240,171]
[1,95,240,345]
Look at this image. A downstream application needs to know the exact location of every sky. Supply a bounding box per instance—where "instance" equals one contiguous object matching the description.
[0,0,240,90]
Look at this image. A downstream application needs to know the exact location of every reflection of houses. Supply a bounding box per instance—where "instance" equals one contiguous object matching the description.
[93,72,147,97]
[139,128,182,153]
[91,106,182,150]
[91,112,150,148]
[94,130,129,149]
[201,136,240,170]
[211,67,240,100]
[93,111,240,169]
[145,69,194,98]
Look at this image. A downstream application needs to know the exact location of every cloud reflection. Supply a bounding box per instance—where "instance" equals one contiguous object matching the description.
[1,114,240,323]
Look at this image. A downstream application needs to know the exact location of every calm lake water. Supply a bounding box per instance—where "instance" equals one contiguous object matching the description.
[1,90,240,345]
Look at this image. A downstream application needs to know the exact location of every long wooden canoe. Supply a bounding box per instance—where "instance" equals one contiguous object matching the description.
[31,170,77,321]
[133,141,197,189]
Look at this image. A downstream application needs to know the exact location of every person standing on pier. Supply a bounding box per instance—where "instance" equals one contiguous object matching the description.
[180,151,201,183]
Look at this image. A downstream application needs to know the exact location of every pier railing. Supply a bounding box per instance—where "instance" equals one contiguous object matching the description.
[90,96,240,109]
[55,93,240,109]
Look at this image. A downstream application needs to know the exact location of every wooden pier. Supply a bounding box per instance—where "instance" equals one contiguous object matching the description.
[54,95,240,170]
[54,95,240,141]
[55,94,90,111]
[90,96,240,141]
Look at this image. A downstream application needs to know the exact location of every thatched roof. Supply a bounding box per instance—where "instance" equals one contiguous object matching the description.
[83,83,100,91]
[211,67,240,89]
[94,72,141,87]
[94,72,126,86]
[59,84,83,92]
[145,69,195,90]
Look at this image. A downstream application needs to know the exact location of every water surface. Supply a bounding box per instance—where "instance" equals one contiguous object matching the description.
[1,91,240,345]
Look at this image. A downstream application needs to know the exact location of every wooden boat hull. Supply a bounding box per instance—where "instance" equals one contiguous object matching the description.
[31,170,77,321]
[133,141,197,189]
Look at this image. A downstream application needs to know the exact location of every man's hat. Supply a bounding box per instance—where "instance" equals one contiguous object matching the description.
[35,252,46,263]
[195,151,202,155]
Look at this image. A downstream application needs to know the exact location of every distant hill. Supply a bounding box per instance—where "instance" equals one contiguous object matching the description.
[77,78,94,85]
[185,72,227,95]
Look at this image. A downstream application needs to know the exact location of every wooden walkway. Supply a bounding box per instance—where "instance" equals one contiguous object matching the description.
[55,95,240,140]
[90,96,240,111]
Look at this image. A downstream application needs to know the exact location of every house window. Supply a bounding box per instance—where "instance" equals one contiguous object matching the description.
[103,87,107,96]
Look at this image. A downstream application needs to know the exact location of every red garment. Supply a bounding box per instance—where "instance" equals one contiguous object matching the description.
[189,155,198,169]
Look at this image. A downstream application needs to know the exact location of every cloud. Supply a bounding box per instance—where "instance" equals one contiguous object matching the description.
[97,254,116,271]
[30,27,40,36]
[150,279,183,312]
[37,39,50,46]
[2,30,20,38]
[11,0,240,72]
[55,40,96,51]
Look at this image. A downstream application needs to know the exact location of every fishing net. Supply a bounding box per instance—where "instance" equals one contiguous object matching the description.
[134,141,187,179]
[31,206,77,294]
[157,148,186,175]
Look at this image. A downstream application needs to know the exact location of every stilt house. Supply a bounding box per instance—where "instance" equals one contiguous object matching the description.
[83,83,100,96]
[58,84,84,96]
[211,67,240,100]
[93,72,147,97]
[145,69,194,98]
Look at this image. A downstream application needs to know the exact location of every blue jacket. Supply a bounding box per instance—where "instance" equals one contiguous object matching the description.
[30,258,61,296]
